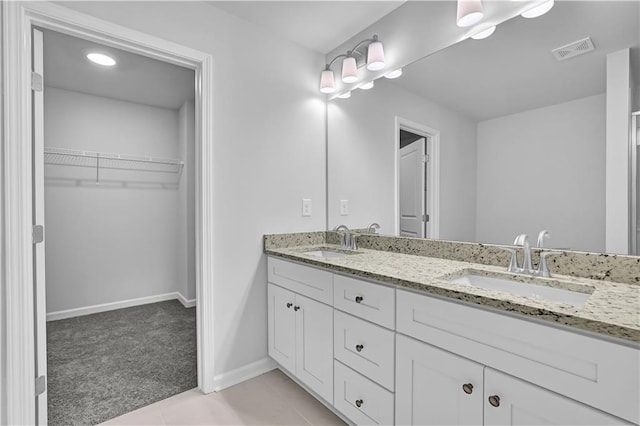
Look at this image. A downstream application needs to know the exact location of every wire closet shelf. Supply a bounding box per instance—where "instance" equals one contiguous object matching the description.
[44,147,184,174]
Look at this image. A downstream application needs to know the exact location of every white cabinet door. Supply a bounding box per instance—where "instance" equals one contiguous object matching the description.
[268,283,296,373]
[295,293,334,403]
[396,335,484,426]
[484,368,630,426]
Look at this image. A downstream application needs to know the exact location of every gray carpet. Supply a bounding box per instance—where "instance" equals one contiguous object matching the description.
[47,299,197,426]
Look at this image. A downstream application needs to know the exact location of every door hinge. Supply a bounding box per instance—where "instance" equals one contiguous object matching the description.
[423,214,430,223]
[421,154,429,163]
[32,225,44,244]
[35,376,46,396]
[31,72,43,92]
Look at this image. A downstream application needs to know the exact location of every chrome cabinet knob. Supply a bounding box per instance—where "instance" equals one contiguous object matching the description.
[355,296,363,303]
[355,399,363,408]
[286,302,292,308]
[462,383,473,394]
[488,395,500,407]
[355,344,364,352]
[294,306,300,311]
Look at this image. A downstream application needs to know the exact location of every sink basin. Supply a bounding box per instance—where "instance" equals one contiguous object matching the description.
[447,271,593,308]
[303,247,359,259]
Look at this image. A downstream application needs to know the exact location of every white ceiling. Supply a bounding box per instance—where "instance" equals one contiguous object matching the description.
[43,29,195,110]
[390,1,640,122]
[208,1,404,54]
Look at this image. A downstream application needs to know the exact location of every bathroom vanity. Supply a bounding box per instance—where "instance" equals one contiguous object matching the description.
[264,233,639,426]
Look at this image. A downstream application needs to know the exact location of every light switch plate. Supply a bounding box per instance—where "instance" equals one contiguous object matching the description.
[340,200,349,216]
[302,198,312,217]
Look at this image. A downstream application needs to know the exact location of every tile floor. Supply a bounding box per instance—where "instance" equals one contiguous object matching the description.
[100,369,346,425]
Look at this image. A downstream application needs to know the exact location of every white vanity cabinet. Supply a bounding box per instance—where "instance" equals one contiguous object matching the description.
[396,334,627,426]
[267,258,334,404]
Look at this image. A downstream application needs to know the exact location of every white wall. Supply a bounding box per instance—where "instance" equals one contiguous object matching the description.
[178,101,196,301]
[476,94,606,251]
[44,87,187,312]
[328,78,477,241]
[55,1,327,377]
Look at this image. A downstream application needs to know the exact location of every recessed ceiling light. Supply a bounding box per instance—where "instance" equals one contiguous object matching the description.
[471,26,496,40]
[337,91,352,99]
[86,52,117,67]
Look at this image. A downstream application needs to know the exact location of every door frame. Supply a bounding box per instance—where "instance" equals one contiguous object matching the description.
[394,117,440,239]
[1,2,215,424]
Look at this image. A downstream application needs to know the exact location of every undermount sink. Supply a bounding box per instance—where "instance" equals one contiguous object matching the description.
[303,247,360,259]
[447,271,594,308]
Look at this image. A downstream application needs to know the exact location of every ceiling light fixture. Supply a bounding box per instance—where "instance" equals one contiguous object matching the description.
[86,52,117,67]
[360,81,374,90]
[319,34,386,93]
[471,25,496,40]
[457,0,484,27]
[384,68,403,79]
[521,0,554,18]
[338,91,352,99]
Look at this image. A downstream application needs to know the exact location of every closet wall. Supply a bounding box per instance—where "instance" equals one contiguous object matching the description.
[44,87,194,316]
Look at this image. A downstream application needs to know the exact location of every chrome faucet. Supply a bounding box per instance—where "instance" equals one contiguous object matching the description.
[367,223,380,234]
[335,225,356,250]
[500,232,562,277]
[514,234,534,273]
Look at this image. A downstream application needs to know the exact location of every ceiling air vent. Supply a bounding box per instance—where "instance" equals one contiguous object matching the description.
[551,37,595,61]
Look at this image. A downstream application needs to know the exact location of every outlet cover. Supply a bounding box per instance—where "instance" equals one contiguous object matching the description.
[302,199,312,217]
[340,200,349,216]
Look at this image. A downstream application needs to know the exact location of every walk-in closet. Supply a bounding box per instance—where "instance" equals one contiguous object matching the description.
[40,28,197,425]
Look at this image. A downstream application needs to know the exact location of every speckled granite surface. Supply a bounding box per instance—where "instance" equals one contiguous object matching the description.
[265,240,640,344]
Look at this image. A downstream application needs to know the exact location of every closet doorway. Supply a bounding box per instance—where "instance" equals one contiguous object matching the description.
[37,27,198,424]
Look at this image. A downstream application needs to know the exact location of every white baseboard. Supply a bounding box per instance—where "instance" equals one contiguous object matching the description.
[176,292,196,308]
[212,357,277,392]
[47,291,195,321]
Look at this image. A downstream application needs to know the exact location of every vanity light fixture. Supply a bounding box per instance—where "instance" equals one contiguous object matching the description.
[521,0,554,18]
[471,25,496,40]
[384,68,403,79]
[337,91,352,99]
[86,52,117,67]
[457,0,484,27]
[359,81,375,90]
[319,34,386,93]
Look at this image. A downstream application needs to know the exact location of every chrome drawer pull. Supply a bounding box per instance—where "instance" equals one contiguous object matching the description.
[355,296,363,303]
[355,344,364,352]
[462,383,473,394]
[488,395,500,407]
[355,399,363,408]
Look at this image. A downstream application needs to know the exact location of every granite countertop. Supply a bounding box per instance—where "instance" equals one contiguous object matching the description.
[266,244,640,344]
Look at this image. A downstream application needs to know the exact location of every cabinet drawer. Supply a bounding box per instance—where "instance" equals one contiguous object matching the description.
[334,274,395,329]
[334,310,395,391]
[268,257,333,304]
[334,361,394,425]
[397,290,640,424]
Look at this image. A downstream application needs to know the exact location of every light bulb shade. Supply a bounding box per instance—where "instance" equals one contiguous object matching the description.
[384,68,403,79]
[341,56,358,84]
[457,0,484,27]
[337,91,351,99]
[521,0,554,18]
[366,41,385,71]
[471,25,496,40]
[360,81,374,90]
[319,69,335,93]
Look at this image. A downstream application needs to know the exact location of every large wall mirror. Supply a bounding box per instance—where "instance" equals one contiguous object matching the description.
[327,1,639,254]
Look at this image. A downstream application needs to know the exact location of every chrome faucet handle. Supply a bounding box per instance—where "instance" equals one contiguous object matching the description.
[367,222,381,234]
[537,230,550,248]
[496,246,519,272]
[513,234,533,273]
[536,251,563,278]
